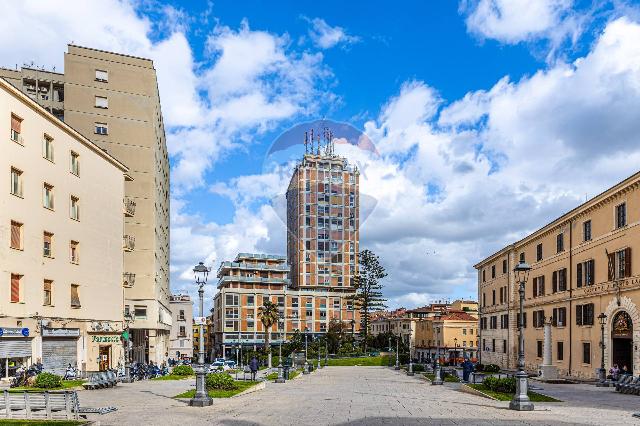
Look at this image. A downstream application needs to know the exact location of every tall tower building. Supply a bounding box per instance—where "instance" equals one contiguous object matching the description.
[286,130,359,291]
[1,45,171,364]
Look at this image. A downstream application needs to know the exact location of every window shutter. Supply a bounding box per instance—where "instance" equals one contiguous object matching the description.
[608,252,615,281]
[11,115,21,133]
[589,260,595,285]
[576,305,583,326]
[11,275,20,302]
[541,276,545,295]
[625,247,631,278]
[552,308,557,326]
[577,263,583,287]
[11,222,20,248]
[552,271,558,293]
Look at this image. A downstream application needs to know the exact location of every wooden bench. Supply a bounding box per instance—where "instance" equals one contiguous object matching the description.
[0,390,79,420]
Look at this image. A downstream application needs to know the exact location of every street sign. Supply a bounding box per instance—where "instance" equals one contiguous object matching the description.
[194,317,206,325]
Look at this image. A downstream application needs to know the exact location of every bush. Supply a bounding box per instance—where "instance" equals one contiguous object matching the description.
[172,365,194,376]
[474,363,484,372]
[412,364,425,372]
[34,372,62,389]
[205,373,237,390]
[483,364,501,373]
[483,376,516,393]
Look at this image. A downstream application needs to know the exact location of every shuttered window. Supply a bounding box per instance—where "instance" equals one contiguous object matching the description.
[43,183,54,209]
[43,135,54,162]
[70,284,81,308]
[70,196,80,220]
[583,342,591,364]
[576,303,594,326]
[43,231,53,257]
[70,152,80,176]
[10,274,21,303]
[616,203,626,228]
[10,167,23,197]
[70,241,79,264]
[10,221,22,249]
[43,280,52,305]
[95,70,108,82]
[10,114,22,142]
[95,96,108,108]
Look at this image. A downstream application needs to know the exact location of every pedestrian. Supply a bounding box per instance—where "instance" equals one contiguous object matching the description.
[609,364,620,381]
[462,358,474,382]
[622,365,629,375]
[249,356,259,381]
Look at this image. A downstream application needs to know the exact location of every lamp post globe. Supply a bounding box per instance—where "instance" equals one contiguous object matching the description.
[189,262,213,407]
[510,261,534,411]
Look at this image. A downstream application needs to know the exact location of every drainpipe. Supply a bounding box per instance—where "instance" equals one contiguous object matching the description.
[568,219,574,377]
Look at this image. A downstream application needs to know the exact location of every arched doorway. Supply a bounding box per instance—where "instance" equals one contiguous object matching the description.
[611,311,633,372]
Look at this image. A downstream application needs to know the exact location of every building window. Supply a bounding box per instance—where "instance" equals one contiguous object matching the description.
[519,252,525,263]
[552,268,567,293]
[70,196,80,220]
[582,342,591,364]
[247,295,255,306]
[179,326,186,337]
[10,114,23,143]
[482,270,485,282]
[533,310,545,328]
[291,297,299,308]
[533,276,545,297]
[556,233,564,253]
[583,220,592,242]
[577,260,595,287]
[616,203,626,229]
[536,243,543,261]
[502,259,507,274]
[610,248,632,280]
[491,265,496,279]
[557,341,564,361]
[70,151,80,176]
[70,240,79,264]
[10,167,23,197]
[43,134,54,162]
[492,289,496,305]
[43,183,54,210]
[225,294,239,306]
[517,312,527,328]
[95,96,108,109]
[10,274,21,303]
[95,122,108,135]
[537,340,543,358]
[576,303,594,326]
[95,69,108,82]
[178,310,185,321]
[552,307,566,327]
[43,231,54,257]
[43,280,53,306]
[10,221,23,250]
[502,340,507,353]
[492,339,496,352]
[71,284,81,308]
[134,305,147,319]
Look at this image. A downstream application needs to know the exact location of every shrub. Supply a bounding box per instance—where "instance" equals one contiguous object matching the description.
[483,364,501,373]
[483,376,516,393]
[474,363,484,372]
[172,365,194,376]
[34,372,62,389]
[205,373,237,390]
[412,364,425,372]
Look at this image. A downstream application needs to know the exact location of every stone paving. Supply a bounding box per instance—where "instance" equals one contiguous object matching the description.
[79,367,640,425]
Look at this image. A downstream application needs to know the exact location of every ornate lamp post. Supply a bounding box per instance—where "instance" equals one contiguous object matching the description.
[276,317,285,383]
[432,313,443,385]
[190,262,213,407]
[303,327,310,374]
[453,338,458,366]
[122,312,134,383]
[510,261,533,411]
[350,319,356,351]
[407,324,414,376]
[395,335,400,370]
[597,313,608,387]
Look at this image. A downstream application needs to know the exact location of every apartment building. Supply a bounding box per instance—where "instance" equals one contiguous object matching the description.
[212,253,357,357]
[476,171,640,379]
[1,45,171,364]
[169,294,193,361]
[193,317,214,363]
[414,311,479,363]
[0,78,129,376]
[286,136,359,290]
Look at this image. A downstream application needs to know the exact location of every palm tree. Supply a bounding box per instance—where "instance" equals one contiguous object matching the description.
[258,300,280,368]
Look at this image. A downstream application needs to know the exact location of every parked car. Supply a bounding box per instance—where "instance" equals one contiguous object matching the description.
[208,361,229,372]
[224,360,237,369]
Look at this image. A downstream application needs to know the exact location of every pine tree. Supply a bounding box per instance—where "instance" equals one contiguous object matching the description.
[349,249,388,353]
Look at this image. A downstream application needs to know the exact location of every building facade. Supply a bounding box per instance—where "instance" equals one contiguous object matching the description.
[1,44,171,364]
[193,316,214,363]
[169,294,193,361]
[476,171,640,379]
[0,78,129,377]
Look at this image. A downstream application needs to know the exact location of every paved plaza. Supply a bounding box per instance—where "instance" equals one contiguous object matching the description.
[79,367,640,425]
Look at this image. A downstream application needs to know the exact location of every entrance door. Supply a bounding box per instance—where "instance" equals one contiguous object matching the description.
[99,346,111,371]
[611,311,634,372]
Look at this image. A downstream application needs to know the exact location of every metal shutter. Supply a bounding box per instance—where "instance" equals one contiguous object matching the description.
[42,338,77,375]
[0,339,32,357]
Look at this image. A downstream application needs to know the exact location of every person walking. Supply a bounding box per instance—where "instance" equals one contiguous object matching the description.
[249,356,259,381]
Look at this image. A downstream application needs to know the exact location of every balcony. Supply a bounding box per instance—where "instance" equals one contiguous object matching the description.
[123,272,136,287]
[123,235,135,252]
[123,197,136,217]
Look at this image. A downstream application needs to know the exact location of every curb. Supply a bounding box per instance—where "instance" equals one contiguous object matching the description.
[232,381,265,398]
[459,384,497,400]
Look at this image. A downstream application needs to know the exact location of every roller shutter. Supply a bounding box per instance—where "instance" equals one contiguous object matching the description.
[42,338,77,375]
[0,339,32,358]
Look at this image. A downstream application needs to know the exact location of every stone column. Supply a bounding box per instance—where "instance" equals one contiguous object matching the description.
[539,319,557,380]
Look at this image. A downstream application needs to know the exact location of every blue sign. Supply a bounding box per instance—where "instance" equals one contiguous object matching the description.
[0,329,3,337]
[0,327,29,337]
[22,328,29,337]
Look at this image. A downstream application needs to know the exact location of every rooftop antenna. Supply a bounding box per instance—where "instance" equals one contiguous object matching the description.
[304,131,308,154]
[310,128,314,155]
[317,133,322,156]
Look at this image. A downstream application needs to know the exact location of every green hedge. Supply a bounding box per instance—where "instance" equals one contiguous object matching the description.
[34,372,63,389]
[172,365,194,376]
[205,373,237,390]
[483,376,516,393]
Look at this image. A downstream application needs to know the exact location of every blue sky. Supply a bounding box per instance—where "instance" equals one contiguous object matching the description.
[3,0,640,310]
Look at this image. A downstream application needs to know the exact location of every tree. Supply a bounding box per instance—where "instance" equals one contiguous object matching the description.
[349,249,388,353]
[258,300,280,368]
[326,319,347,354]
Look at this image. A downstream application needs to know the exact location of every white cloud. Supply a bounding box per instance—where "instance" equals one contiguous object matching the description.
[304,17,360,49]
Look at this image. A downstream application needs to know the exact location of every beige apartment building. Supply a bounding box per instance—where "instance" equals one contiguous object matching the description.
[212,253,358,357]
[476,171,640,379]
[1,45,171,364]
[169,294,193,361]
[0,78,129,376]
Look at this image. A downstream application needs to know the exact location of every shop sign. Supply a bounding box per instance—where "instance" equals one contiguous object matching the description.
[91,335,120,343]
[194,317,206,325]
[42,328,80,337]
[0,327,29,337]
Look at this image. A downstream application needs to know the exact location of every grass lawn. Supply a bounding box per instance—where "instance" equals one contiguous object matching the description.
[467,384,561,402]
[174,380,260,398]
[0,421,87,425]
[151,374,193,380]
[9,380,86,392]
[424,373,460,383]
[325,356,390,366]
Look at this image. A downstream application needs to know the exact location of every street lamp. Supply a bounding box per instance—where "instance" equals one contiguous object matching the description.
[122,312,134,383]
[350,319,355,351]
[407,324,414,376]
[432,314,443,385]
[190,262,213,407]
[276,317,285,383]
[597,313,608,387]
[303,327,310,374]
[510,261,533,411]
[395,335,400,370]
[454,337,459,367]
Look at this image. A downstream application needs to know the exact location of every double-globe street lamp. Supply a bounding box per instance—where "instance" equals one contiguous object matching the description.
[432,313,443,385]
[190,262,213,407]
[395,335,400,370]
[407,324,414,376]
[510,260,533,411]
[597,312,608,386]
[276,316,285,383]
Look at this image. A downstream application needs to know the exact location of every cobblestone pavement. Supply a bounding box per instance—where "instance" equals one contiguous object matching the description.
[80,367,640,425]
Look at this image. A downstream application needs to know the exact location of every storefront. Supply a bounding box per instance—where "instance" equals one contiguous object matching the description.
[87,333,122,372]
[0,327,32,379]
[42,328,80,376]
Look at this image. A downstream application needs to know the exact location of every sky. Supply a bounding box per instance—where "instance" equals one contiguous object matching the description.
[2,0,640,310]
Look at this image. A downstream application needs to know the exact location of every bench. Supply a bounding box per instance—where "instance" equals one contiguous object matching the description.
[0,390,79,420]
[82,371,118,390]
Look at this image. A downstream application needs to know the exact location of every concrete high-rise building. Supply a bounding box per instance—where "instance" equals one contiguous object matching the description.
[1,45,171,364]
[286,133,359,290]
